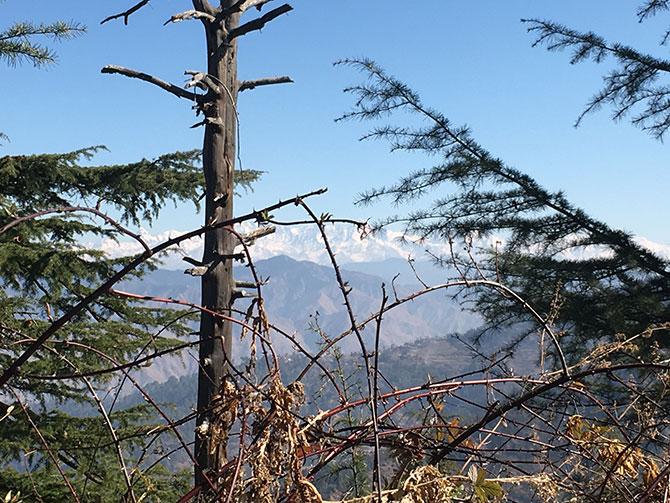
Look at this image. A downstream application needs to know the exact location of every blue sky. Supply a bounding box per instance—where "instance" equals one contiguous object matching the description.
[2,1,668,243]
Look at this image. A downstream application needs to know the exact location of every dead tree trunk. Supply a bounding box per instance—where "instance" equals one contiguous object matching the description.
[194,2,239,488]
[193,0,293,490]
[100,0,293,491]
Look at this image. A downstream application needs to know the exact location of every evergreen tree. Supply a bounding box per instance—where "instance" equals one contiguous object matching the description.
[0,10,259,501]
[338,52,669,362]
[334,16,670,494]
[0,148,205,503]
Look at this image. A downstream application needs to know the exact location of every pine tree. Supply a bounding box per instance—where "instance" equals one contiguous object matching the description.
[334,16,670,495]
[0,150,206,502]
[337,51,669,363]
[0,10,259,501]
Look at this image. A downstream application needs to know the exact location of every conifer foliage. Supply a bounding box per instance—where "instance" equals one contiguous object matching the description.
[2,3,670,502]
[0,15,84,143]
[524,0,670,140]
[0,150,207,501]
[338,7,670,360]
[0,10,256,501]
[0,19,84,67]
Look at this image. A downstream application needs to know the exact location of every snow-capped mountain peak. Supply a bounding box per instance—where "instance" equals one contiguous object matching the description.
[93,223,670,270]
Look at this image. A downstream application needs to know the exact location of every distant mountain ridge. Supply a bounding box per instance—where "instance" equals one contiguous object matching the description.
[95,223,670,271]
[99,224,453,269]
[102,223,668,388]
[120,255,481,386]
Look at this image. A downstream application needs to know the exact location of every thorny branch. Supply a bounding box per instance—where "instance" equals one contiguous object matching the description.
[0,188,326,390]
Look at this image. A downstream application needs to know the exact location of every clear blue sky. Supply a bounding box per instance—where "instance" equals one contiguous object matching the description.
[2,1,668,243]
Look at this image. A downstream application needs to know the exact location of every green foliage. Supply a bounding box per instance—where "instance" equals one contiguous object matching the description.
[4,148,191,224]
[0,143,259,499]
[0,6,259,502]
[338,57,669,362]
[468,466,503,502]
[0,146,208,500]
[320,333,370,498]
[0,12,85,143]
[0,7,260,494]
[523,2,670,140]
[0,463,191,502]
[0,20,85,67]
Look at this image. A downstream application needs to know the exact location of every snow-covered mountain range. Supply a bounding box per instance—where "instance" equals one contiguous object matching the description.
[98,225,668,387]
[96,223,670,269]
[96,224,455,268]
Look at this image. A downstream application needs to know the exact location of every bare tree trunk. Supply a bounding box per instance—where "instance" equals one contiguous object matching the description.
[98,0,293,493]
[195,4,240,489]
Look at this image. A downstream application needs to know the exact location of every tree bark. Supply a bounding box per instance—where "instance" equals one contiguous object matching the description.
[195,4,240,489]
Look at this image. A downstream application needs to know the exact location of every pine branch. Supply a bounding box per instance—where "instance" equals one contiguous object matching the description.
[337,58,670,352]
[523,18,670,139]
[0,21,85,67]
[637,0,670,21]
